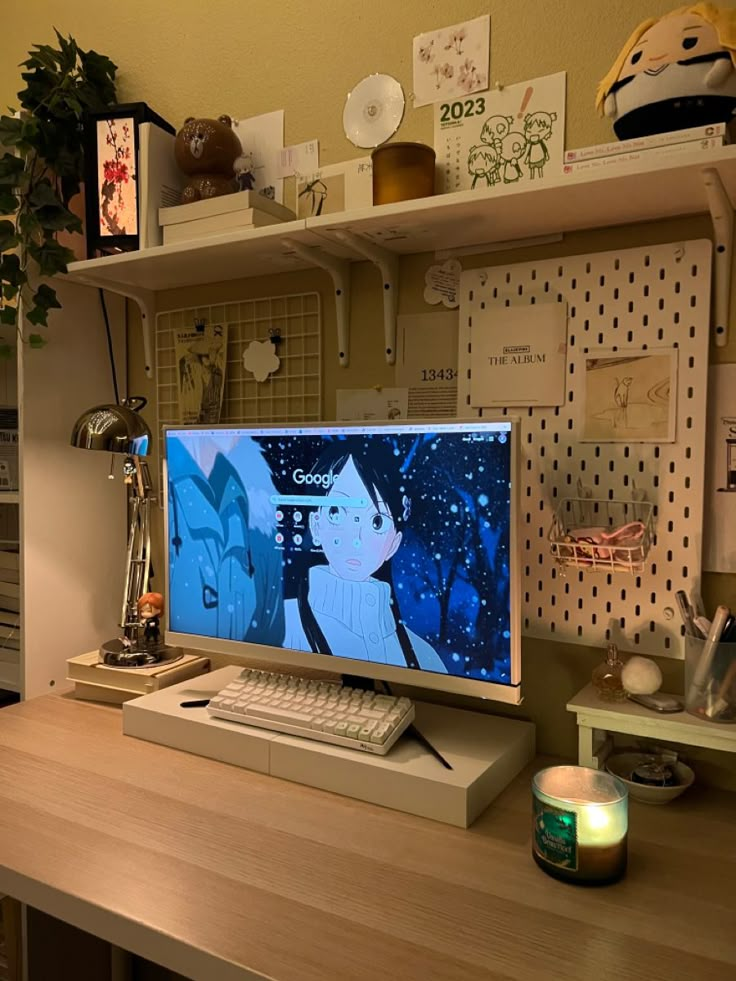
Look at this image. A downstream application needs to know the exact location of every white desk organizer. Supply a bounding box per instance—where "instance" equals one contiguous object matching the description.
[123,666,535,828]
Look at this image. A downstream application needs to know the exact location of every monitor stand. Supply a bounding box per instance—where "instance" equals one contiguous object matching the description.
[123,665,536,828]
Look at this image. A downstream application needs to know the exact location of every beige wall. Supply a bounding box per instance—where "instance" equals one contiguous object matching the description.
[3,1,736,784]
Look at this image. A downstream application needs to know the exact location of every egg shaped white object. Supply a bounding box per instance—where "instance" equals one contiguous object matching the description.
[621,655,663,695]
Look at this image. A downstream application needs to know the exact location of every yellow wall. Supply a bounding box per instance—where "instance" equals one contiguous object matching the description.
[3,0,736,784]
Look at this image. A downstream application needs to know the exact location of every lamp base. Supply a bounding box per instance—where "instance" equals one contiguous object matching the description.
[99,638,183,668]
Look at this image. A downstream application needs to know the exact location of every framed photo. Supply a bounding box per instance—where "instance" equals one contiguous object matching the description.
[580,348,678,443]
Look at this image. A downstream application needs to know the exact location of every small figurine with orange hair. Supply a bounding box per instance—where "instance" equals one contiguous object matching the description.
[137,591,164,647]
[597,3,736,139]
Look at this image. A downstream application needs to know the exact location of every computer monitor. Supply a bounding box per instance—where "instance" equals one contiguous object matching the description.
[164,419,521,704]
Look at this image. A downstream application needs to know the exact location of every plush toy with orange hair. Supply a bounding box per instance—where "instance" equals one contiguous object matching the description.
[597,3,736,139]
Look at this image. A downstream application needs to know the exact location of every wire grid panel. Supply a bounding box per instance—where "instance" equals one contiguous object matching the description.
[458,240,712,660]
[155,293,322,470]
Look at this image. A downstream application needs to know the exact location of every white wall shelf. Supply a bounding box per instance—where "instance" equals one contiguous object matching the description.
[0,493,19,504]
[65,144,736,359]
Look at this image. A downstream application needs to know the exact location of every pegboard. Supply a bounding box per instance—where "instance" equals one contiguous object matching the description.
[458,240,712,660]
[155,293,322,480]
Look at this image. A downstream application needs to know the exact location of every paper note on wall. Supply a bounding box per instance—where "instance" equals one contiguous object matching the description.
[175,324,229,424]
[413,15,490,108]
[468,303,568,408]
[396,313,459,418]
[295,157,372,218]
[336,388,408,422]
[434,71,566,194]
[704,364,736,572]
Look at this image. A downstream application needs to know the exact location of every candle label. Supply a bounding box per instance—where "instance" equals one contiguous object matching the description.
[533,798,578,870]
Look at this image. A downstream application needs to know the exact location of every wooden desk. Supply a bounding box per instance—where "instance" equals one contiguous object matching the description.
[0,693,734,981]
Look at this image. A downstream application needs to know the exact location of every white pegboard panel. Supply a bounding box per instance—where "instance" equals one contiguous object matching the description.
[458,240,712,660]
[155,293,322,480]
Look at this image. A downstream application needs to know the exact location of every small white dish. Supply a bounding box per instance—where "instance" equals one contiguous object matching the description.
[605,752,694,804]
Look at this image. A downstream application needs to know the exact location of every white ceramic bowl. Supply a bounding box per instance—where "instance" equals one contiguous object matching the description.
[605,752,695,805]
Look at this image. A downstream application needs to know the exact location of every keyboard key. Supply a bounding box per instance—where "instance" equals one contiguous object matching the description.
[246,704,314,725]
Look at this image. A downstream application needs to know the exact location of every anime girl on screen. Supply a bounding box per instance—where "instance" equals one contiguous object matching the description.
[284,438,447,672]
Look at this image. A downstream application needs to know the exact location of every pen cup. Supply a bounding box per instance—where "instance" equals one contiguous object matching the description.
[685,635,736,724]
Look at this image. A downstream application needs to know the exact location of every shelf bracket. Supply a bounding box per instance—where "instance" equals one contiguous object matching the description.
[283,239,351,366]
[69,275,156,378]
[702,167,734,348]
[335,230,399,365]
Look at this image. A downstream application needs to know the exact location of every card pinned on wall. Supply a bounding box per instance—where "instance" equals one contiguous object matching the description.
[580,348,678,443]
[295,157,373,218]
[413,15,490,108]
[703,364,736,573]
[469,302,568,409]
[424,259,461,308]
[396,312,459,418]
[275,139,319,179]
[434,71,566,194]
[336,388,408,422]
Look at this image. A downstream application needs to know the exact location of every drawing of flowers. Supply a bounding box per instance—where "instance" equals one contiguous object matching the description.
[433,62,455,89]
[444,28,466,55]
[418,40,434,63]
[97,118,137,237]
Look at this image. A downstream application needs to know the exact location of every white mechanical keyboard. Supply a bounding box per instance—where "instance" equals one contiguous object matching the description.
[207,668,414,755]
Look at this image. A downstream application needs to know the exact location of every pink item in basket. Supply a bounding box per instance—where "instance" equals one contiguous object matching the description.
[567,520,646,564]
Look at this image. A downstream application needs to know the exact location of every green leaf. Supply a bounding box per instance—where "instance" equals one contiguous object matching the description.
[0,253,25,286]
[27,238,74,276]
[0,307,16,326]
[0,115,23,148]
[0,219,18,251]
[0,153,25,184]
[0,343,13,360]
[28,332,47,348]
[33,283,62,310]
[26,305,48,326]
[0,190,18,214]
[28,180,60,209]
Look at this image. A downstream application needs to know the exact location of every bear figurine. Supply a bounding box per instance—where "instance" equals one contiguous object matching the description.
[175,114,242,204]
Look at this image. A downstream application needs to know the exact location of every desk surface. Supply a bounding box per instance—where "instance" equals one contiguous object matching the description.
[0,693,734,981]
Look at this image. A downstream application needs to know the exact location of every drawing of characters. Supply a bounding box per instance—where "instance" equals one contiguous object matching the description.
[523,111,557,179]
[480,115,514,153]
[168,434,284,645]
[284,438,447,672]
[467,144,500,188]
[500,132,527,183]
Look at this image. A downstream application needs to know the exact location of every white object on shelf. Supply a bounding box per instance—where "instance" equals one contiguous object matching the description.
[621,655,663,695]
[567,683,736,769]
[124,665,536,828]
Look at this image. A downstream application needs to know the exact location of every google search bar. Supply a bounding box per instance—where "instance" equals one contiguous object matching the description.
[270,495,370,507]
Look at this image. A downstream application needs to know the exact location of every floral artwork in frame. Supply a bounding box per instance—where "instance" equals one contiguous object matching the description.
[96,116,138,238]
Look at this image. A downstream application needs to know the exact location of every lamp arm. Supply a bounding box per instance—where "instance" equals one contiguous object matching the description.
[120,456,153,640]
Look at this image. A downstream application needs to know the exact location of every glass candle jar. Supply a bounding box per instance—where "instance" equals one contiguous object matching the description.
[532,765,628,884]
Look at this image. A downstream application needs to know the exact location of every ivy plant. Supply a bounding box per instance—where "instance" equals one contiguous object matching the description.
[0,30,117,356]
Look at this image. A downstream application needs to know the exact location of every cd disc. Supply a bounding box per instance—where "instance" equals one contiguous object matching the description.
[343,74,405,149]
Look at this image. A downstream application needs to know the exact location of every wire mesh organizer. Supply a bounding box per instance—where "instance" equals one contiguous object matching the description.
[155,293,322,488]
[549,497,655,574]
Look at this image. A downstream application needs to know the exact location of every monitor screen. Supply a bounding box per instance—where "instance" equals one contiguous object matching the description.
[164,420,521,702]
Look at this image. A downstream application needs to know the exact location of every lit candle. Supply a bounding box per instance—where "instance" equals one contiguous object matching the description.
[532,765,628,884]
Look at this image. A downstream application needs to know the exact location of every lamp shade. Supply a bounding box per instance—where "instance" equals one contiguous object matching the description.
[71,398,151,455]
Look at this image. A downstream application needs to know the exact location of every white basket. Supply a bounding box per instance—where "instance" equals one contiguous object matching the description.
[549,497,654,574]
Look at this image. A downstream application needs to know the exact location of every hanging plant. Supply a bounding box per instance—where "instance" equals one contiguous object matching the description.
[0,30,117,355]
